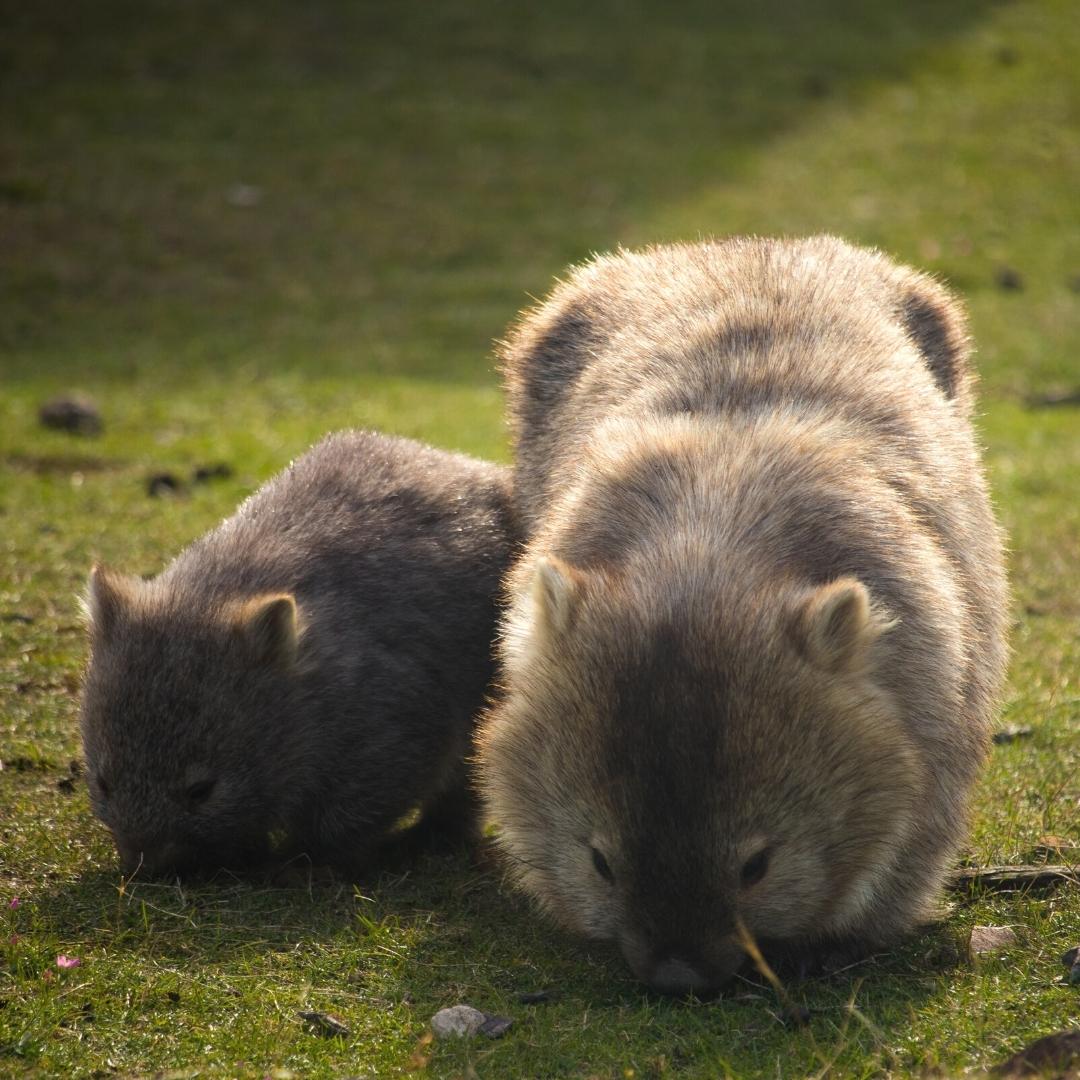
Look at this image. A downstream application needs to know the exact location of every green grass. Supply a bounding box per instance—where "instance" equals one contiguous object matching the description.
[1,0,1078,1075]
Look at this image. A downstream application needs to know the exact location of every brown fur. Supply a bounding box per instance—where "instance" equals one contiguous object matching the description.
[478,237,1008,994]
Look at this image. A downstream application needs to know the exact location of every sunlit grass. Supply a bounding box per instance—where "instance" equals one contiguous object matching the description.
[1,0,1078,1075]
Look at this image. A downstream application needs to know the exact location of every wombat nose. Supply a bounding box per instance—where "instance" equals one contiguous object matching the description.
[115,839,149,876]
[645,955,717,996]
[116,837,191,878]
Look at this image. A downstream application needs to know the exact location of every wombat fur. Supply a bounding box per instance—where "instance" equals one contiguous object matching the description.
[81,430,517,877]
[478,237,1008,994]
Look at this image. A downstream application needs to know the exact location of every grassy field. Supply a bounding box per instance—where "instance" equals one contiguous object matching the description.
[1,0,1078,1076]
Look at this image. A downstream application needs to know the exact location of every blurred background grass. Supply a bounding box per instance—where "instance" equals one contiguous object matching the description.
[1,1,1078,1076]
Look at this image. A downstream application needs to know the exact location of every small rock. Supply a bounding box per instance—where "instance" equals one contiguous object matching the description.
[431,1004,512,1040]
[431,1005,486,1039]
[1061,946,1080,986]
[994,267,1024,291]
[992,725,1033,744]
[990,1029,1080,1077]
[1035,834,1078,859]
[192,462,234,484]
[227,183,262,208]
[968,925,1018,957]
[147,472,183,497]
[39,395,102,436]
[478,1014,514,1038]
[782,1004,812,1027]
[517,989,554,1004]
[297,1010,351,1038]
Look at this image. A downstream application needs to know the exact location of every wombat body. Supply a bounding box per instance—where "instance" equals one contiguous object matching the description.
[479,237,1008,993]
[81,430,517,877]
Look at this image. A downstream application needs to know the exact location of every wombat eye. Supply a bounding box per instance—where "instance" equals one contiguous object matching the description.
[740,848,771,887]
[185,778,216,804]
[591,846,615,884]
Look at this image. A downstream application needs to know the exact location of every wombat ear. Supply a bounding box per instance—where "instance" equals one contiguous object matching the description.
[531,555,581,638]
[237,594,299,668]
[794,578,895,673]
[889,271,972,407]
[85,564,140,641]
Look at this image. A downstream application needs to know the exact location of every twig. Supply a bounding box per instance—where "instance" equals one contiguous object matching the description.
[948,865,1077,891]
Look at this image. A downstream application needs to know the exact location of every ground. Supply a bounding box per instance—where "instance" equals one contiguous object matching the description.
[1,0,1078,1076]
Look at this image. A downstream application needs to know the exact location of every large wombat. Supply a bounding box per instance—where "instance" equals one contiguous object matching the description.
[81,431,516,877]
[479,238,1008,993]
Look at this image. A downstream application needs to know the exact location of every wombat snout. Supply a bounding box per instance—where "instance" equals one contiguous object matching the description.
[115,835,197,878]
[115,833,258,879]
[620,934,746,996]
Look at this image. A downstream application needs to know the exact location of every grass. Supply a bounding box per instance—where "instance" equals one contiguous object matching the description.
[1,0,1078,1075]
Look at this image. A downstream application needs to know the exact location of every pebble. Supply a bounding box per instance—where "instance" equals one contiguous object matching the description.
[782,1004,812,1027]
[431,1004,513,1040]
[39,395,102,436]
[297,1010,351,1038]
[992,725,1033,744]
[517,989,554,1004]
[227,183,262,208]
[480,1014,514,1037]
[968,925,1018,957]
[994,266,1024,291]
[147,472,183,497]
[193,462,234,484]
[1061,946,1080,985]
[1035,834,1078,859]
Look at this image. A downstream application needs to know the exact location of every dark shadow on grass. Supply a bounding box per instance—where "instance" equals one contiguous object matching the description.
[34,843,955,996]
[1,0,1007,385]
[29,848,609,988]
[15,845,968,1075]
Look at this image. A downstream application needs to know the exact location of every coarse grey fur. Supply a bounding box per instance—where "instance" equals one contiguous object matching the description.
[478,237,1008,994]
[81,430,517,877]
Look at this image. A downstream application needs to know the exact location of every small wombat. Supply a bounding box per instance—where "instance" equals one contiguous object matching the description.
[81,431,517,877]
[479,238,1008,993]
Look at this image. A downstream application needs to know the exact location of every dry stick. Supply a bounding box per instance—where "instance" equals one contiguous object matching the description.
[733,916,808,1024]
[948,865,1078,891]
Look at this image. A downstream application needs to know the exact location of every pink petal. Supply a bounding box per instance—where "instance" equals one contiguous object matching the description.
[7,898,18,910]
[55,954,81,969]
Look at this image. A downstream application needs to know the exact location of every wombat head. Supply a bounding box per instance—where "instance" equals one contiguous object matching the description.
[480,556,923,995]
[80,566,302,876]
